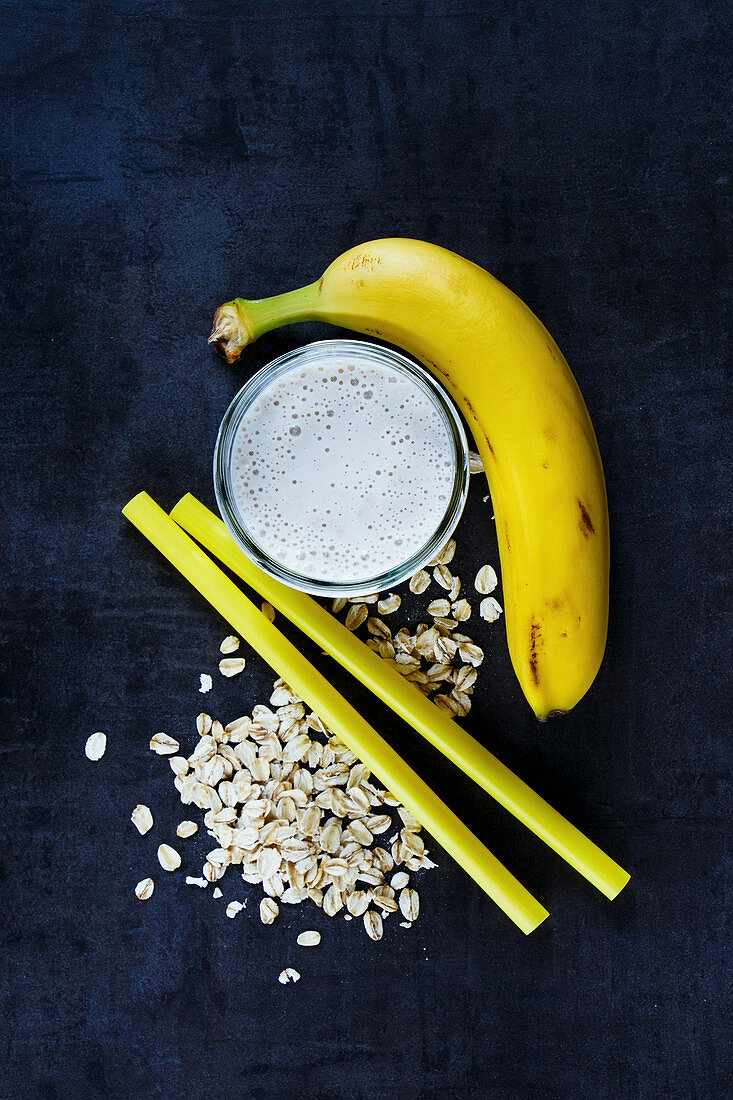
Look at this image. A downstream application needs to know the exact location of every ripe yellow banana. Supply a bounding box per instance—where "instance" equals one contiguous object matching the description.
[210,238,609,719]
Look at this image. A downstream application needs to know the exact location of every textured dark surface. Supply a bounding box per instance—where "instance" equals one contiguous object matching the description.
[1,2,730,1098]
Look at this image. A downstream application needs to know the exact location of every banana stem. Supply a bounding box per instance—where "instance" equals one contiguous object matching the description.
[210,282,321,362]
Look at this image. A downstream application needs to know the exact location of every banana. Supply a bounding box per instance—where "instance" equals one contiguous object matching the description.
[210,238,609,719]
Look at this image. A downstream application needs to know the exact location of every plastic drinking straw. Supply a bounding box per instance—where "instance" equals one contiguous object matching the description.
[123,492,549,934]
[170,493,630,901]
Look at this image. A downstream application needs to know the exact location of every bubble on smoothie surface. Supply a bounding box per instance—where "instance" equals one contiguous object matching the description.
[230,357,455,583]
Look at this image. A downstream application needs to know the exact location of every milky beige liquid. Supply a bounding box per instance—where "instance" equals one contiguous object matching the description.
[230,355,455,583]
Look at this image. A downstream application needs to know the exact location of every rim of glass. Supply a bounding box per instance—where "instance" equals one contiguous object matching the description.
[213,339,470,597]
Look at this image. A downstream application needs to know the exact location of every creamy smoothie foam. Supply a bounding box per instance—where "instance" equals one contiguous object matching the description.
[228,354,456,584]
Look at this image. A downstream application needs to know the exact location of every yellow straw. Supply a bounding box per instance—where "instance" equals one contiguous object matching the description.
[171,493,630,901]
[123,492,549,934]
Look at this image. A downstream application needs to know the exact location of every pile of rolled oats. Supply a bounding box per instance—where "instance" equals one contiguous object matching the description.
[148,686,435,946]
[333,530,501,721]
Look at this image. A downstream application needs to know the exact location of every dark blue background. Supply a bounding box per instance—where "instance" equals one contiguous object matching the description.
[1,2,730,1097]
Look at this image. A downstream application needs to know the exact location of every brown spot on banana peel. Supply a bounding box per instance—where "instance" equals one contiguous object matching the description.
[420,355,455,392]
[544,379,599,455]
[528,620,543,685]
[445,386,496,461]
[577,499,595,538]
[345,253,383,271]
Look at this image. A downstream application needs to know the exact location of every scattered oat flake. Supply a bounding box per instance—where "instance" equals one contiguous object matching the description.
[367,616,391,640]
[450,690,471,717]
[428,538,456,566]
[85,732,106,761]
[363,910,383,941]
[398,807,421,831]
[169,756,189,776]
[261,602,276,622]
[196,712,212,735]
[135,878,154,900]
[185,876,208,888]
[345,603,368,631]
[475,565,498,594]
[458,642,484,666]
[220,635,240,654]
[399,888,420,921]
[260,898,279,924]
[454,665,477,692]
[345,890,369,917]
[468,450,484,474]
[219,657,246,678]
[270,683,296,706]
[212,887,223,898]
[278,968,301,984]
[296,930,321,947]
[377,594,401,615]
[149,732,179,755]
[439,539,456,565]
[157,843,181,872]
[427,598,451,618]
[373,888,398,913]
[480,597,503,622]
[409,569,431,594]
[226,901,244,918]
[433,565,453,590]
[452,599,472,621]
[199,673,213,694]
[131,804,153,835]
[176,820,198,838]
[399,920,412,929]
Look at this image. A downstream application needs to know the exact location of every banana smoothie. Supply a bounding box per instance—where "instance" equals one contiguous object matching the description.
[228,351,458,584]
[215,342,468,592]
